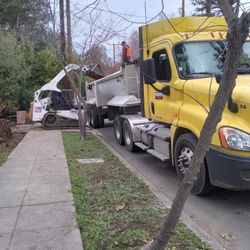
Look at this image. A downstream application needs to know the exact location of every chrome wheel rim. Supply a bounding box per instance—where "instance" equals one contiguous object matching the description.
[115,124,121,139]
[177,147,193,175]
[124,125,131,145]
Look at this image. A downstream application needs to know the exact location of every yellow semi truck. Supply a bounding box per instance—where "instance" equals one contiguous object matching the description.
[87,16,250,195]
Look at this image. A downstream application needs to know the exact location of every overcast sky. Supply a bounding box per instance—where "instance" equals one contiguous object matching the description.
[70,0,195,54]
[68,0,249,56]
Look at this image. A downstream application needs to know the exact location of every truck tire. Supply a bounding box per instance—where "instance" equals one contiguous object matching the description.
[90,109,99,128]
[123,119,137,152]
[99,115,105,128]
[113,116,124,145]
[174,133,213,195]
[86,106,92,127]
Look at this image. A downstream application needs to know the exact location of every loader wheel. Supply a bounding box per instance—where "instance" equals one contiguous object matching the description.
[174,133,213,195]
[46,114,56,124]
[90,109,99,128]
[42,113,56,129]
[113,116,124,145]
[123,119,137,152]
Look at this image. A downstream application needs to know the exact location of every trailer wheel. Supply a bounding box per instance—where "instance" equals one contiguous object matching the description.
[90,109,99,128]
[114,116,124,145]
[99,115,105,128]
[174,133,213,195]
[86,106,92,127]
[123,119,137,152]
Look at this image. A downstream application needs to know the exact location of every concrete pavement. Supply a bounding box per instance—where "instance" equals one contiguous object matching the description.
[0,130,83,250]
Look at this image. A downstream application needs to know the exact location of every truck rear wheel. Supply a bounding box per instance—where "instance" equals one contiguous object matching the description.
[86,105,92,127]
[99,115,105,128]
[90,109,99,128]
[123,119,137,152]
[174,133,213,195]
[114,116,124,145]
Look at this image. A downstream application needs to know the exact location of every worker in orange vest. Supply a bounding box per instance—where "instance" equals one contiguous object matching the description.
[121,41,132,66]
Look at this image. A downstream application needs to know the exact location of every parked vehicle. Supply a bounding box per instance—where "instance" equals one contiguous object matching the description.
[31,64,103,128]
[89,16,250,194]
[85,63,141,128]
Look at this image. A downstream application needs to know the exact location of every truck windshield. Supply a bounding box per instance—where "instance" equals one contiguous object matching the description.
[174,41,250,78]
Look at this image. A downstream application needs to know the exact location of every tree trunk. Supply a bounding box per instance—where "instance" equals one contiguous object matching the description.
[66,0,73,64]
[59,0,66,65]
[78,102,86,140]
[143,5,250,250]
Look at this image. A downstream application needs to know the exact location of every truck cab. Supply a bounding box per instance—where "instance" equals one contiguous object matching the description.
[136,17,250,194]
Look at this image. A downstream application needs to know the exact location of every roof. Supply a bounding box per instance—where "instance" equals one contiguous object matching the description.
[140,16,228,46]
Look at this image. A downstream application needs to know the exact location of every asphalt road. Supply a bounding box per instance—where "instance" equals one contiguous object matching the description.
[97,122,250,250]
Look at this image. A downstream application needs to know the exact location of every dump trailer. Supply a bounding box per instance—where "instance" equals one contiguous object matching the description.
[85,63,141,128]
[32,64,104,128]
[87,16,250,195]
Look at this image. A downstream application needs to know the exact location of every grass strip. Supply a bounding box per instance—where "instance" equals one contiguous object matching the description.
[0,133,25,166]
[63,132,211,250]
[0,151,11,166]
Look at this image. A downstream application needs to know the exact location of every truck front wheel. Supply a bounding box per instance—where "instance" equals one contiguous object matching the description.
[174,133,213,195]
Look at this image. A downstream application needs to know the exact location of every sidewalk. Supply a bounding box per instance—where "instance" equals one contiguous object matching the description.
[0,130,83,250]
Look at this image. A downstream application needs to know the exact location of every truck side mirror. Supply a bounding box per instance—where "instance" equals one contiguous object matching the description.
[142,59,156,85]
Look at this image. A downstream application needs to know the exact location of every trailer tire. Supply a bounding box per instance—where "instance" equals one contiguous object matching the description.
[114,116,124,145]
[90,109,99,128]
[123,119,137,152]
[99,115,105,128]
[87,114,92,127]
[174,133,213,195]
[86,106,92,127]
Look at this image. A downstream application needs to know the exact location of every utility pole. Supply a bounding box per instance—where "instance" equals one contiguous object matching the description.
[113,44,116,68]
[59,0,66,65]
[182,0,185,17]
[66,0,74,96]
[107,43,120,69]
[66,0,73,64]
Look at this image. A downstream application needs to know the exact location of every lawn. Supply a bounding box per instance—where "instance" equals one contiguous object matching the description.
[63,132,211,250]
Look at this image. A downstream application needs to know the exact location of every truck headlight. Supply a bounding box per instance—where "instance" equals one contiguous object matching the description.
[219,127,250,151]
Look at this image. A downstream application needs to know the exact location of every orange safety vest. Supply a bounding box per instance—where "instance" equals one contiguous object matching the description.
[126,45,131,57]
[123,45,131,58]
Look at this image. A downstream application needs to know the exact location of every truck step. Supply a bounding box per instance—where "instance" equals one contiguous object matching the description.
[135,142,150,151]
[147,149,169,162]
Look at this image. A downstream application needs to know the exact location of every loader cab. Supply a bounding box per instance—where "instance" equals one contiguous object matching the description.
[50,90,74,110]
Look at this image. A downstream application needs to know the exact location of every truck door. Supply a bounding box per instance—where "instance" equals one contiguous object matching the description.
[146,47,174,124]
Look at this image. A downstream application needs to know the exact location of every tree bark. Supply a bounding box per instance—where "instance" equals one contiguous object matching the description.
[143,3,250,250]
[59,0,66,65]
[66,0,73,64]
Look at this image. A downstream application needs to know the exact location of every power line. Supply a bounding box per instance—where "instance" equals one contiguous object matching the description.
[74,3,150,19]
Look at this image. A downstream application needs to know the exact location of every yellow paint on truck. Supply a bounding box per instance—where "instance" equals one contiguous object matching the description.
[140,17,250,190]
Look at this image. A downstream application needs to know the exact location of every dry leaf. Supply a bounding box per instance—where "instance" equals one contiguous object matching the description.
[116,203,126,212]
[114,241,119,246]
